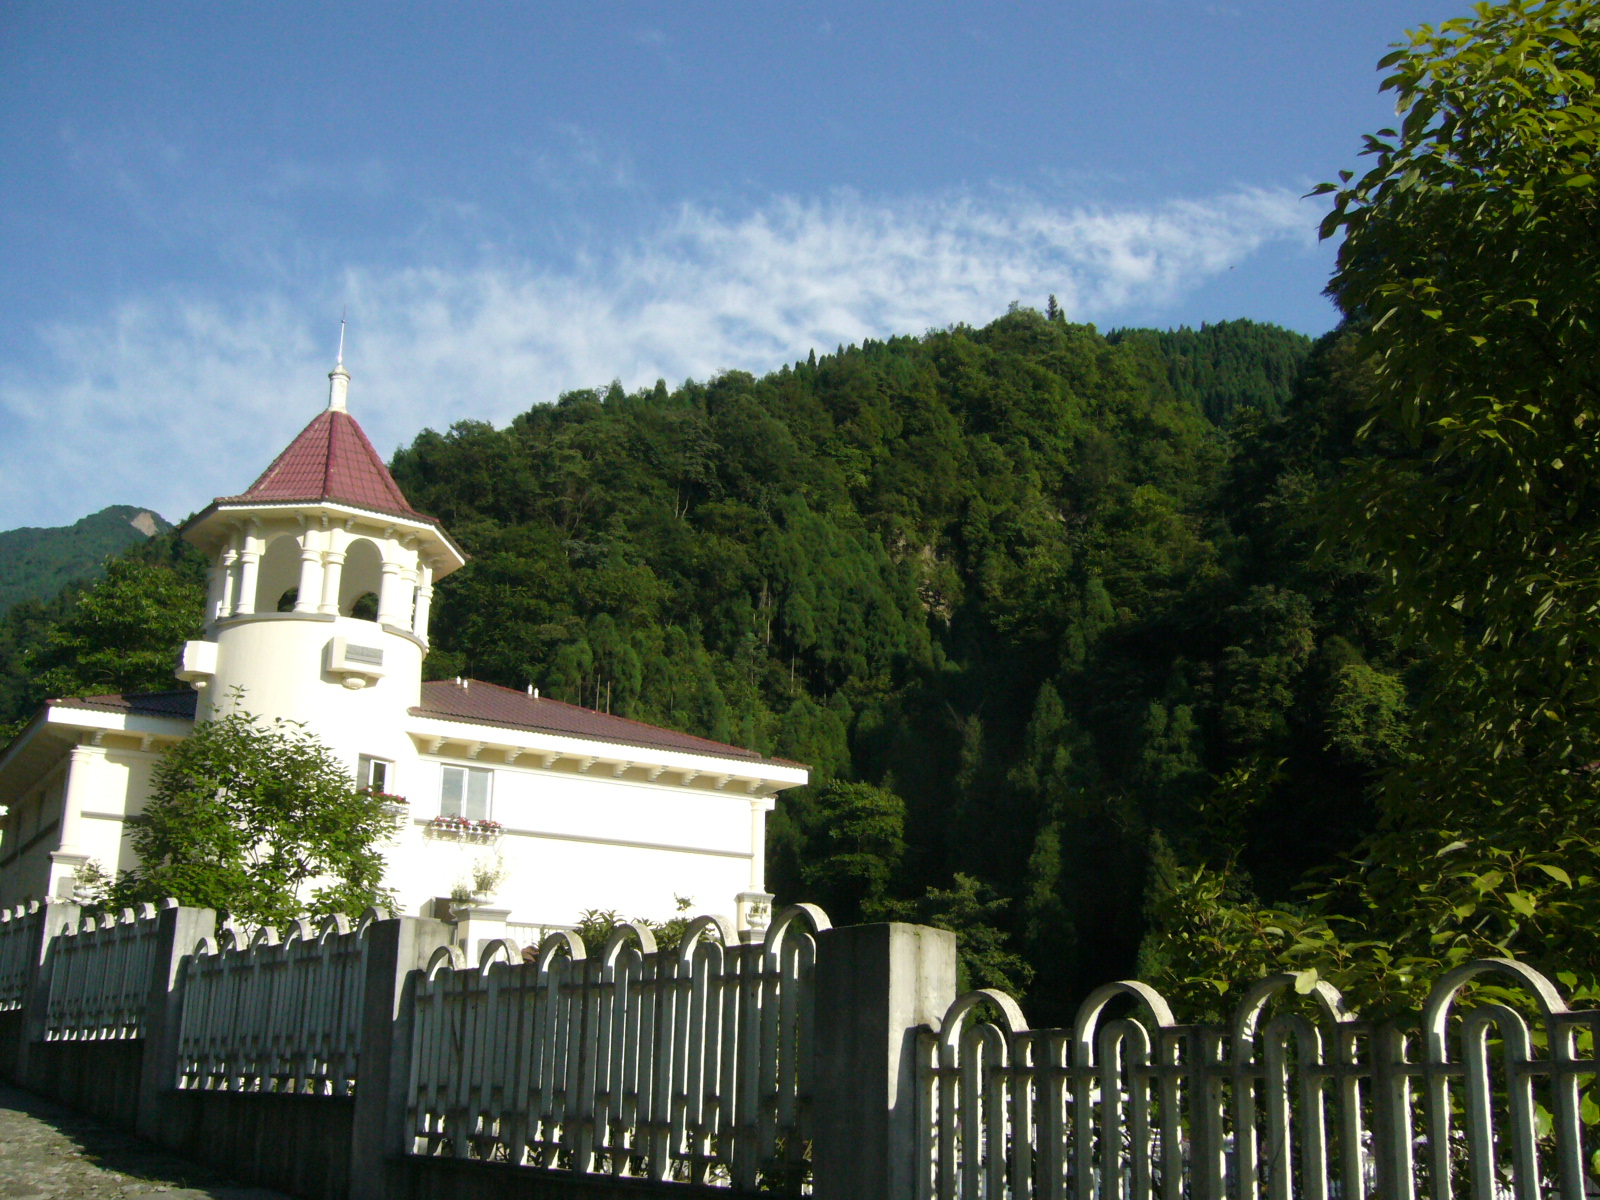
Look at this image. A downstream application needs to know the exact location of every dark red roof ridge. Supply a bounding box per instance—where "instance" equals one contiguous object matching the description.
[213,409,434,524]
[412,678,806,770]
[50,691,199,719]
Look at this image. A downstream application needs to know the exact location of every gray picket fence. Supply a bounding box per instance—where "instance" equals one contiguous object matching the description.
[406,904,830,1190]
[917,959,1598,1200]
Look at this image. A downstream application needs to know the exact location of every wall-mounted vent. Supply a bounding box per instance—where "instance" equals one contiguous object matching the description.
[175,639,218,691]
[328,638,385,689]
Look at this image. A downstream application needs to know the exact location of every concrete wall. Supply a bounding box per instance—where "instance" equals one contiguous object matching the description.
[24,1039,145,1130]
[166,1091,355,1200]
[0,908,957,1200]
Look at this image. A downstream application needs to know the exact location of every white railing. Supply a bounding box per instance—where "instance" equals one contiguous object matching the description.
[0,901,44,1012]
[407,903,829,1191]
[918,959,1600,1200]
[175,911,375,1096]
[42,901,171,1040]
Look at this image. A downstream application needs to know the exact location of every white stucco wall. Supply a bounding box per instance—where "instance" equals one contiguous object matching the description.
[381,755,766,928]
[197,612,424,774]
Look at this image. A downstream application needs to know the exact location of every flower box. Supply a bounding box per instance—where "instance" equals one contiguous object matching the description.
[425,815,503,841]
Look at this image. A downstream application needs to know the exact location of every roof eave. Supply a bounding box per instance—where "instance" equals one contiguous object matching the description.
[181,501,467,574]
[405,711,809,789]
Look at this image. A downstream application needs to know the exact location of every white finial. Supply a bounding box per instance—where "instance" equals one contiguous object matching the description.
[328,315,350,413]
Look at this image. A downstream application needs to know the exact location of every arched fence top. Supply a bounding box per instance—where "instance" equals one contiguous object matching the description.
[426,944,465,980]
[1071,978,1177,1060]
[318,913,352,943]
[1230,971,1352,1047]
[1422,955,1569,1054]
[601,920,657,965]
[677,914,738,967]
[534,928,586,971]
[762,902,831,965]
[478,937,518,974]
[937,988,1029,1052]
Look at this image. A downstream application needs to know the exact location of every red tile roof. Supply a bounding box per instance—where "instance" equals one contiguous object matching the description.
[412,679,803,769]
[38,685,803,771]
[216,409,432,523]
[50,691,199,720]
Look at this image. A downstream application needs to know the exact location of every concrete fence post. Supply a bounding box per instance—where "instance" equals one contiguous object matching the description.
[811,922,957,1200]
[10,900,77,1084]
[136,903,216,1145]
[349,915,454,1200]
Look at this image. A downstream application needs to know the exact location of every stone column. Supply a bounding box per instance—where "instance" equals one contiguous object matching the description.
[376,558,407,627]
[349,916,455,1200]
[294,530,325,613]
[411,561,434,641]
[233,528,261,616]
[203,563,225,627]
[320,545,346,615]
[135,902,215,1147]
[217,546,239,620]
[56,743,102,856]
[811,922,957,1200]
[737,795,776,942]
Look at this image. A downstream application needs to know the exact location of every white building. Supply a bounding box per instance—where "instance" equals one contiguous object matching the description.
[0,354,806,947]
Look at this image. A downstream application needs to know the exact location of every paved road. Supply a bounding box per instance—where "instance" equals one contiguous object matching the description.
[0,1082,289,1200]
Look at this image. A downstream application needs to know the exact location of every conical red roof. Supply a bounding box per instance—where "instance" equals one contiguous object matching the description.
[217,408,431,522]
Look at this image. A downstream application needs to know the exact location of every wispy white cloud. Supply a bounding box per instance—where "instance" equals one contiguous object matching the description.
[0,185,1317,528]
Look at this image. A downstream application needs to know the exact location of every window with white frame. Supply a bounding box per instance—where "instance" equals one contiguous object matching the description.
[358,755,392,793]
[439,765,492,820]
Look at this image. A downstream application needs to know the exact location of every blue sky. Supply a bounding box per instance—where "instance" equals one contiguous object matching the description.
[0,2,1464,530]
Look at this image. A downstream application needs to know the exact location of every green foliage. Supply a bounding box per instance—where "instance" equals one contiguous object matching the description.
[878,873,1036,994]
[1140,1,1600,1018]
[1108,320,1313,422]
[0,505,168,618]
[798,781,907,923]
[571,894,696,954]
[384,308,1406,1014]
[1319,0,1600,804]
[23,556,205,704]
[114,696,395,928]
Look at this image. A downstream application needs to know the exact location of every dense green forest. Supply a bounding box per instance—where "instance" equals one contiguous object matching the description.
[0,314,1370,1017]
[390,313,1380,1018]
[0,504,167,617]
[4,0,1594,1030]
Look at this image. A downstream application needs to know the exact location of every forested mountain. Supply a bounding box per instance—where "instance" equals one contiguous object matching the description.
[0,312,1383,1020]
[388,311,1385,1019]
[1108,319,1313,423]
[0,505,169,617]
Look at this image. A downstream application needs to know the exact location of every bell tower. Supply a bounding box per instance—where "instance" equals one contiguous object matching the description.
[175,343,466,773]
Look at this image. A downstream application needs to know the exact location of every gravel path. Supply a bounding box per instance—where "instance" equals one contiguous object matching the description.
[0,1082,289,1200]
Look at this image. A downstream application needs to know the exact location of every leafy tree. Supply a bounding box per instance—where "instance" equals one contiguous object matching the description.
[1143,1,1600,1016]
[1318,0,1600,817]
[114,697,395,927]
[25,556,204,704]
[798,781,907,923]
[879,873,1036,994]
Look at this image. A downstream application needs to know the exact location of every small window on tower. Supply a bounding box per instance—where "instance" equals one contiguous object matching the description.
[439,765,492,820]
[359,756,392,794]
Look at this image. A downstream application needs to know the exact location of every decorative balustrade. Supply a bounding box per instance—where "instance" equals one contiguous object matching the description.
[42,901,172,1040]
[917,958,1600,1200]
[0,901,44,1012]
[175,910,375,1095]
[406,903,829,1191]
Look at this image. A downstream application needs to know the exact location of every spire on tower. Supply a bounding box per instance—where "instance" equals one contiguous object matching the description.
[328,315,350,412]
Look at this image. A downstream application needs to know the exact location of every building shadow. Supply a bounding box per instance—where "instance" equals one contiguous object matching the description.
[0,1080,287,1198]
